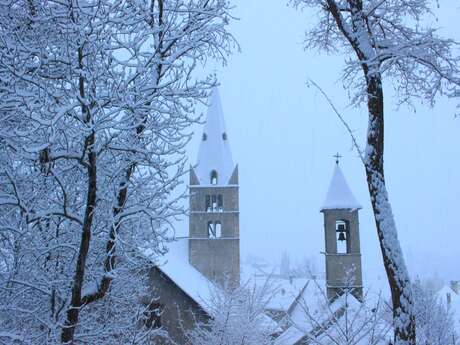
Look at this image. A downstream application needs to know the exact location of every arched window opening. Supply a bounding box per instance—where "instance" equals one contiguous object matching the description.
[335,220,349,254]
[205,195,211,212]
[202,133,207,141]
[217,195,223,212]
[205,194,223,212]
[208,221,216,238]
[215,222,222,238]
[222,132,228,140]
[212,195,218,211]
[210,170,218,185]
[207,221,222,239]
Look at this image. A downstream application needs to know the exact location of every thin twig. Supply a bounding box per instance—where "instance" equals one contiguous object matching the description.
[308,78,365,164]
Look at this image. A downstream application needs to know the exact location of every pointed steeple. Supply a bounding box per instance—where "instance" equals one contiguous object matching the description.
[321,163,361,211]
[195,87,235,185]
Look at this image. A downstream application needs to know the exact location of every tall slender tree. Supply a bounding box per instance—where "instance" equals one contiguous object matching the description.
[290,1,460,344]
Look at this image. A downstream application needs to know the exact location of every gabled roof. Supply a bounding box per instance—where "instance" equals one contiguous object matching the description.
[145,238,280,332]
[195,87,235,186]
[275,285,364,345]
[149,238,214,312]
[240,266,310,313]
[321,164,361,211]
[439,285,460,332]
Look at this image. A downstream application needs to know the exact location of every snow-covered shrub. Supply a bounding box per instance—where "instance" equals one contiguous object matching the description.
[281,278,392,345]
[186,280,277,345]
[413,279,459,345]
[291,0,460,343]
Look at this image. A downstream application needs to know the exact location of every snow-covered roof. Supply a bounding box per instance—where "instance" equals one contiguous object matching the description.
[241,266,309,312]
[438,285,460,332]
[195,87,235,186]
[269,278,310,312]
[321,164,362,211]
[275,285,368,345]
[144,238,280,331]
[274,324,305,345]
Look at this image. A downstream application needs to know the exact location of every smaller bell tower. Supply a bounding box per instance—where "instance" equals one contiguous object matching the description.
[321,156,363,301]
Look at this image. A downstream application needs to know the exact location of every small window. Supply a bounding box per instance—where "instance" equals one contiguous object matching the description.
[335,220,348,254]
[205,195,211,212]
[215,222,222,238]
[202,133,207,141]
[210,170,218,185]
[207,221,222,239]
[212,195,218,212]
[222,132,227,140]
[206,194,223,212]
[208,221,216,238]
[217,195,223,212]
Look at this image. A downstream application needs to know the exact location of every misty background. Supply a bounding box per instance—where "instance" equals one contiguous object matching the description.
[175,1,460,285]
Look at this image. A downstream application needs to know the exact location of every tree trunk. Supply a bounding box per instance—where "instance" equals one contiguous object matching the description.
[61,138,97,344]
[61,46,97,344]
[364,73,416,345]
[61,2,165,339]
[323,3,417,340]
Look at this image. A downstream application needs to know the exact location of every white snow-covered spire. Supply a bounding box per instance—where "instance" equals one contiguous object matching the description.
[321,163,362,211]
[195,87,235,186]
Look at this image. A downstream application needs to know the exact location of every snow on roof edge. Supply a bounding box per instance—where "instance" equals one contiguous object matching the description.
[320,164,362,211]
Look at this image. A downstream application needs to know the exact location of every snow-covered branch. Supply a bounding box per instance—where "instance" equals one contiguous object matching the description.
[186,279,277,345]
[290,1,460,344]
[0,0,236,343]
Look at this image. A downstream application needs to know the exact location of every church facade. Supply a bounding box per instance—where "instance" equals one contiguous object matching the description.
[148,88,364,344]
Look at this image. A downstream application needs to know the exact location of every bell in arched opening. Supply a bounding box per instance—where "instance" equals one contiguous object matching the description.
[335,220,348,242]
[336,222,347,242]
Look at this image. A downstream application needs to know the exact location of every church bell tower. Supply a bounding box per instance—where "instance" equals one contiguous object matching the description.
[188,88,240,286]
[321,159,363,301]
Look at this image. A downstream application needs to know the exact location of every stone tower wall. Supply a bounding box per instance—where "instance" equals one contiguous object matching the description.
[322,209,363,300]
[188,238,239,284]
[188,167,240,286]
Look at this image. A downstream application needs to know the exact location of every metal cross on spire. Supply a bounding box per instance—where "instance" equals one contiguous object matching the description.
[333,152,342,165]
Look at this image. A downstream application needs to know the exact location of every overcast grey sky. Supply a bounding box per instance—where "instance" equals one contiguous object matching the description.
[178,1,460,284]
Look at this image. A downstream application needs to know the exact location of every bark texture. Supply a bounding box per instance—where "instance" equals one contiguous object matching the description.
[325,1,416,343]
[364,73,416,345]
